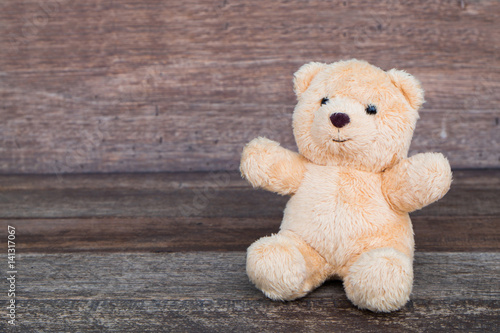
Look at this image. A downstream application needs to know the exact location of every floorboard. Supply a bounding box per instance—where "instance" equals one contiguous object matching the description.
[1,252,498,332]
[11,252,500,300]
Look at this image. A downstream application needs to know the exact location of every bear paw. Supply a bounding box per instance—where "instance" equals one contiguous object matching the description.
[240,137,282,189]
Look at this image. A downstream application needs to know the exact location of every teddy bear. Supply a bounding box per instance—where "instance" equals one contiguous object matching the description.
[240,59,452,312]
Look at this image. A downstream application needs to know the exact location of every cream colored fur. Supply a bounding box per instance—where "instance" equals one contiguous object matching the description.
[240,59,452,312]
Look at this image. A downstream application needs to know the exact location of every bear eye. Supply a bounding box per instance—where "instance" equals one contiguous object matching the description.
[321,97,329,105]
[366,104,377,115]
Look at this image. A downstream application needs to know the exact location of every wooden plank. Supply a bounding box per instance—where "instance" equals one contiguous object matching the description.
[413,216,500,252]
[0,187,286,218]
[0,171,248,190]
[2,299,498,333]
[0,0,499,173]
[0,252,498,332]
[6,252,500,301]
[450,169,500,189]
[0,170,498,219]
[1,169,497,190]
[0,183,497,218]
[2,216,498,253]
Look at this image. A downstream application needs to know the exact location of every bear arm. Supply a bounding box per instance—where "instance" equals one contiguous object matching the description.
[240,137,308,195]
[382,153,452,213]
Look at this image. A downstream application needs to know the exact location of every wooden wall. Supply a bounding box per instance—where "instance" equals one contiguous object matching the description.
[0,0,499,174]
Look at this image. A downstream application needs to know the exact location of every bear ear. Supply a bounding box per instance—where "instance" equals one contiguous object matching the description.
[293,62,325,99]
[387,69,425,110]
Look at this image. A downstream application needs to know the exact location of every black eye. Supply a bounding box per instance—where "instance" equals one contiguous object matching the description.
[366,104,377,115]
[321,97,329,105]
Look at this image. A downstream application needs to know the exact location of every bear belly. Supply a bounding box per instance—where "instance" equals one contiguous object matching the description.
[279,164,413,275]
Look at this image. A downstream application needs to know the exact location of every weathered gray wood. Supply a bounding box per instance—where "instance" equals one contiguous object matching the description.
[0,252,498,332]
[0,186,498,218]
[9,252,499,301]
[1,216,498,253]
[0,171,498,218]
[0,187,287,218]
[450,169,500,189]
[0,168,497,331]
[1,299,498,333]
[0,0,499,173]
[0,185,496,218]
[0,171,247,192]
[0,169,496,190]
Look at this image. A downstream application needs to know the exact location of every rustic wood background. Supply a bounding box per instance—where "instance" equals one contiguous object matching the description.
[1,2,499,330]
[1,0,499,174]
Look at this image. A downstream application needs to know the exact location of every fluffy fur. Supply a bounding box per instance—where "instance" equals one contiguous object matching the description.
[240,59,452,312]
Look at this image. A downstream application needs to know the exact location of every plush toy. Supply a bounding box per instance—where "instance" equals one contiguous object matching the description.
[240,59,452,312]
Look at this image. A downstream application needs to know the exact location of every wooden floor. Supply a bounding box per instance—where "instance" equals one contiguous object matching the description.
[0,169,499,332]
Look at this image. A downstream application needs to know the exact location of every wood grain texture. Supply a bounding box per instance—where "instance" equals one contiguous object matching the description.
[0,168,497,189]
[0,170,499,218]
[0,252,498,332]
[0,170,497,331]
[2,216,498,253]
[0,0,499,174]
[12,252,498,300]
[1,299,499,333]
[0,170,497,254]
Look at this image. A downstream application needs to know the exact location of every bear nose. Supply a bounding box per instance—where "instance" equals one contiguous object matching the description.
[330,113,350,128]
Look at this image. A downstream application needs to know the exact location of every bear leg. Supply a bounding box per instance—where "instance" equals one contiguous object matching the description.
[343,247,413,312]
[246,231,329,301]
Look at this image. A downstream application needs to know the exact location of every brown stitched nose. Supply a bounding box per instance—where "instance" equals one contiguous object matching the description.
[330,113,350,128]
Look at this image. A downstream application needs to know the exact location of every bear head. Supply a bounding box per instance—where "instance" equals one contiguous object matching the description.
[292,59,424,173]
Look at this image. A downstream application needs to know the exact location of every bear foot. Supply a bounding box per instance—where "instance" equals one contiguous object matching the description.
[246,232,328,301]
[343,247,413,312]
